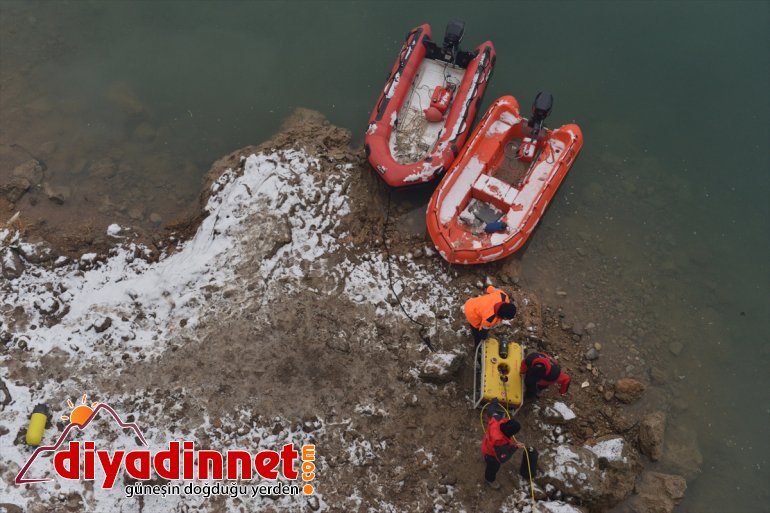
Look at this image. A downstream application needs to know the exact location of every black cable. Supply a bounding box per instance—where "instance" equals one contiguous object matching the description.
[381,189,434,352]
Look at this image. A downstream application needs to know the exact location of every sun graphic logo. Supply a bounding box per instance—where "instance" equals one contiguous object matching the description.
[61,394,99,427]
[16,393,148,485]
[16,394,319,497]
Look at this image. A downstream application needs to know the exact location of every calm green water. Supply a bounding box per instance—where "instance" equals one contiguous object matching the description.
[2,1,768,511]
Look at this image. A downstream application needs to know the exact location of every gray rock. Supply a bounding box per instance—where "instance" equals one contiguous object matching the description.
[0,503,24,513]
[93,317,112,333]
[1,249,25,279]
[325,337,350,353]
[42,182,71,204]
[661,423,702,480]
[18,240,55,264]
[628,472,686,513]
[649,367,668,385]
[12,159,44,184]
[614,378,646,404]
[34,297,59,315]
[418,352,463,383]
[149,212,163,225]
[538,440,639,510]
[1,177,31,203]
[585,348,599,361]
[668,341,684,356]
[639,411,666,461]
[0,377,12,406]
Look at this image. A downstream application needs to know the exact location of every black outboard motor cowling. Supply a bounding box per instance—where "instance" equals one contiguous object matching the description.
[442,19,465,63]
[527,91,554,137]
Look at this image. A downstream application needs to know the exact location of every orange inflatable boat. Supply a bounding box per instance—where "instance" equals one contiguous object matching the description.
[426,94,583,264]
[365,20,495,188]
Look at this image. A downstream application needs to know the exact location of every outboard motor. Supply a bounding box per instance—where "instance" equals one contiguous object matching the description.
[442,19,465,63]
[519,92,554,162]
[527,91,554,136]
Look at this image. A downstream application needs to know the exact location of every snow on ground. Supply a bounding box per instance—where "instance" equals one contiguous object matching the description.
[586,436,627,463]
[0,146,469,512]
[1,150,338,359]
[0,384,329,512]
[106,223,123,237]
[552,401,576,421]
[2,149,345,511]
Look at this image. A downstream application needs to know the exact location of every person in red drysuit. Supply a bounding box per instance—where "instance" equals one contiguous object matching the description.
[481,400,525,489]
[520,351,571,399]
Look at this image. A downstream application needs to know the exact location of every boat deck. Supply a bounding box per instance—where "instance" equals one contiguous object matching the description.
[389,59,466,164]
[493,140,532,187]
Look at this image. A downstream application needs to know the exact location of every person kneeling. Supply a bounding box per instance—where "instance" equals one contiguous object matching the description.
[520,351,571,399]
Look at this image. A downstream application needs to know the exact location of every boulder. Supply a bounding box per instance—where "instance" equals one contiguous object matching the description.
[418,351,463,383]
[639,411,666,461]
[628,472,686,513]
[668,341,684,356]
[17,240,55,264]
[12,159,44,184]
[42,182,71,204]
[615,378,646,403]
[1,177,31,203]
[1,249,25,279]
[660,423,702,480]
[93,317,112,333]
[538,439,640,511]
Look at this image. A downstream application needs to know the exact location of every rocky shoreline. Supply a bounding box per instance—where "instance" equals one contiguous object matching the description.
[0,110,699,512]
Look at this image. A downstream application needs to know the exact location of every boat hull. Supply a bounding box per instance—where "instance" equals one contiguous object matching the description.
[426,95,583,264]
[365,24,496,188]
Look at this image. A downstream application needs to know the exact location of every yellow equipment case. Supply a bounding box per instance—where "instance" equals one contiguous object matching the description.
[473,337,524,409]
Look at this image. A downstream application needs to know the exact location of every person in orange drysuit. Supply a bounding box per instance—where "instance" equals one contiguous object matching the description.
[463,285,517,347]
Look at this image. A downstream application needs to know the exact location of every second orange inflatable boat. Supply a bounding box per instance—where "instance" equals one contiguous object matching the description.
[426,94,583,264]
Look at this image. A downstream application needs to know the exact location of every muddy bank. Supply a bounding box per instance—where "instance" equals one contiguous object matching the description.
[0,110,696,512]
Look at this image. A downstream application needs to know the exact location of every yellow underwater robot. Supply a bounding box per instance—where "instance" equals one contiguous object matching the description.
[473,337,524,410]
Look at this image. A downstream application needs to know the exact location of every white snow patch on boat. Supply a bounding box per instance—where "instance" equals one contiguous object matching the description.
[439,156,485,225]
